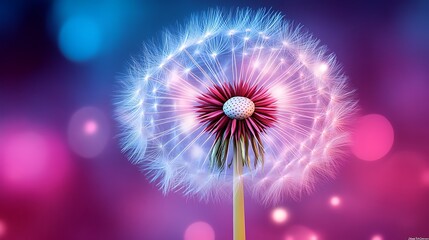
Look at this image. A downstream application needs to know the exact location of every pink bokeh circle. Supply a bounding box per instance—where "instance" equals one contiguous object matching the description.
[371,234,383,240]
[84,119,98,135]
[0,220,6,237]
[272,207,289,224]
[0,121,71,196]
[184,221,215,240]
[352,114,394,161]
[330,196,341,207]
[422,170,429,186]
[284,225,318,240]
[68,107,110,158]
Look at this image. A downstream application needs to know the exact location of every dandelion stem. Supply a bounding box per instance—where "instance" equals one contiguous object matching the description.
[233,138,246,240]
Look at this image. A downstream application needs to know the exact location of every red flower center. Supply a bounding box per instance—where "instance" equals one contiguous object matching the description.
[196,81,277,169]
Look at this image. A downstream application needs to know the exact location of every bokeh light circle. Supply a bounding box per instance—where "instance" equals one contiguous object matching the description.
[330,196,341,207]
[0,220,6,237]
[84,119,98,135]
[371,234,383,240]
[272,207,289,224]
[0,121,71,195]
[284,225,318,240]
[58,16,102,62]
[352,114,394,161]
[184,221,215,240]
[422,170,429,186]
[0,132,48,184]
[68,107,110,158]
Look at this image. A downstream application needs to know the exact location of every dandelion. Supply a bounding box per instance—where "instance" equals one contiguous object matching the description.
[115,8,356,240]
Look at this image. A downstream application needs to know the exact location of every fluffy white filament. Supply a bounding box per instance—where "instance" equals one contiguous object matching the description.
[115,8,357,204]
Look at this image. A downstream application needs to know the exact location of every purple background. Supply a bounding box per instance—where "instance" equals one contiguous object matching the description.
[1,0,428,240]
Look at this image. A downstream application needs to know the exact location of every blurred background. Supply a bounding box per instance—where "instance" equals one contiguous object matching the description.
[0,0,428,239]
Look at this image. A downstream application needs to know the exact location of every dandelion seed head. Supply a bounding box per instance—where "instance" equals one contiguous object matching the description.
[115,8,357,204]
[222,96,255,120]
